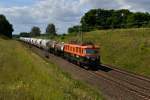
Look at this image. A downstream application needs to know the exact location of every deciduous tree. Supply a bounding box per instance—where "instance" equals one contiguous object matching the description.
[46,24,57,36]
[30,26,41,37]
[0,14,14,38]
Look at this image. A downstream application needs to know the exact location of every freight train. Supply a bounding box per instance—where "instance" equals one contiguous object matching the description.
[20,37,100,68]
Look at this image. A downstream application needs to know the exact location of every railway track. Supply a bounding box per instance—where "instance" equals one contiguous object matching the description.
[103,64,150,83]
[22,42,150,100]
[73,64,150,100]
[93,71,150,100]
[99,64,150,97]
[77,64,150,100]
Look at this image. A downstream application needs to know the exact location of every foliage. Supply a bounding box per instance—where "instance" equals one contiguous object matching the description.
[19,32,30,37]
[30,26,41,37]
[46,23,57,36]
[0,14,14,38]
[68,25,80,33]
[38,33,56,39]
[68,9,150,33]
[127,12,150,28]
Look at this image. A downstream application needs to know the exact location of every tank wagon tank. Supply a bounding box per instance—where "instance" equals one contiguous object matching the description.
[40,40,50,50]
[47,40,57,53]
[54,42,64,56]
[36,39,43,48]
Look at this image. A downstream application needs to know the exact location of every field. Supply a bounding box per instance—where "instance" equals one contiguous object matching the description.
[0,37,103,100]
[56,28,150,77]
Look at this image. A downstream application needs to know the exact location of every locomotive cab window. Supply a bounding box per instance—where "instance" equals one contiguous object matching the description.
[85,49,98,54]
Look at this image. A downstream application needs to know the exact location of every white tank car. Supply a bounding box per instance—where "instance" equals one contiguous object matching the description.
[55,42,64,51]
[48,40,57,49]
[30,38,34,44]
[36,39,43,47]
[25,38,28,43]
[31,38,35,45]
[35,39,38,46]
[41,39,50,49]
[19,37,23,41]
[28,38,32,44]
[26,38,31,43]
[22,37,25,41]
[22,38,25,42]
[32,38,37,45]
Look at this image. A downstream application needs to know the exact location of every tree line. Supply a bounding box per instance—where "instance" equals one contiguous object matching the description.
[68,9,150,33]
[0,14,14,38]
[19,23,57,37]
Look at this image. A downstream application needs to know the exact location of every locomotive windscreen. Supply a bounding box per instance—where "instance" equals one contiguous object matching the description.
[85,49,98,54]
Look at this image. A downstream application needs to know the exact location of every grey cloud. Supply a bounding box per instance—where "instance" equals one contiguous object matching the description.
[120,0,150,12]
[85,0,122,9]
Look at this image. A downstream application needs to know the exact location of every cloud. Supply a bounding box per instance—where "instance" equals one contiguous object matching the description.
[81,0,121,9]
[118,0,150,12]
[0,0,150,34]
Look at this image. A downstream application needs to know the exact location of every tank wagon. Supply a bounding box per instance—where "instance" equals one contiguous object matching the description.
[19,37,100,68]
[54,42,64,56]
[36,39,42,48]
[47,40,57,53]
[40,40,50,50]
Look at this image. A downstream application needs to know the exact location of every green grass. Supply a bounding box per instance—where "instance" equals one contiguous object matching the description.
[56,28,150,77]
[0,37,103,100]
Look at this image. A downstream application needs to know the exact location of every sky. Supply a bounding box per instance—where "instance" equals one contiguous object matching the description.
[0,0,150,34]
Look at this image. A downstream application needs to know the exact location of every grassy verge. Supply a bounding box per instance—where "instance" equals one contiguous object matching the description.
[0,37,103,100]
[56,28,150,77]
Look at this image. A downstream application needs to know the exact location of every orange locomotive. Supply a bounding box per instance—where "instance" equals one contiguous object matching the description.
[63,43,100,67]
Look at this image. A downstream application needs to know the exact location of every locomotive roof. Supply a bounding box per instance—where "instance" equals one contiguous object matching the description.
[64,43,99,49]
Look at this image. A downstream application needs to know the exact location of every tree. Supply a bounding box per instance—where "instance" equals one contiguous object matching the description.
[19,32,30,37]
[68,25,80,33]
[80,9,150,31]
[68,9,150,34]
[0,14,14,38]
[46,24,56,36]
[30,26,41,37]
[81,9,97,27]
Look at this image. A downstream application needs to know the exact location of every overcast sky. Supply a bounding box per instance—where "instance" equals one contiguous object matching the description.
[0,0,150,34]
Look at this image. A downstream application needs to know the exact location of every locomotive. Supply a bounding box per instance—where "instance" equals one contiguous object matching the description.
[20,37,100,68]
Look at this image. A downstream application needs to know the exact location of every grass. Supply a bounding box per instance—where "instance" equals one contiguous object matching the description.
[0,37,103,100]
[55,28,150,77]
